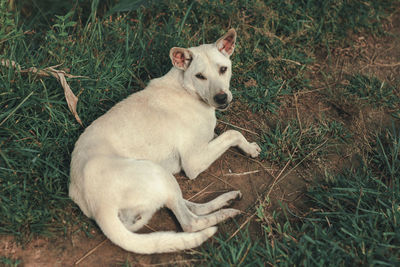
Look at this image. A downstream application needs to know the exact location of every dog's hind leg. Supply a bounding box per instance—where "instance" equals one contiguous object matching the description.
[168,194,240,233]
[184,190,242,215]
[119,209,155,232]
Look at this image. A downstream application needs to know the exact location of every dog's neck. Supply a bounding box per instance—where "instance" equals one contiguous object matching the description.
[165,67,209,105]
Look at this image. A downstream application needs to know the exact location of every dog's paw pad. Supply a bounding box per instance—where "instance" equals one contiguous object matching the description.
[247,142,261,158]
[225,191,242,206]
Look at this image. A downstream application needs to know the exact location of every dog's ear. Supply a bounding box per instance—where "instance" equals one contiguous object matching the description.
[170,47,193,70]
[216,28,237,57]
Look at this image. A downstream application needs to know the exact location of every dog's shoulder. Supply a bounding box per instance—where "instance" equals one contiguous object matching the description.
[146,68,181,91]
[142,68,199,108]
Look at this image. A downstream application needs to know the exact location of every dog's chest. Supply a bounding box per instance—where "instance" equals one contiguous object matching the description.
[179,102,216,140]
[147,101,215,174]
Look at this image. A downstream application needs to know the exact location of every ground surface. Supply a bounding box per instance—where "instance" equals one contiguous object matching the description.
[1,3,399,267]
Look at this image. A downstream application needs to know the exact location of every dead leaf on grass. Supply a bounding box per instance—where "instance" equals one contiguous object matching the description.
[1,58,88,126]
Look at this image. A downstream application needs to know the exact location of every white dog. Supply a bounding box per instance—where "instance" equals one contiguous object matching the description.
[69,29,261,254]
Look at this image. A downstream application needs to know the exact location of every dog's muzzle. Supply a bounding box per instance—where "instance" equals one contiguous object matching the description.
[214,92,228,105]
[214,92,231,110]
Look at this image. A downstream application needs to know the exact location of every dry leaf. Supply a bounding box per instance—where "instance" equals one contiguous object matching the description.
[1,59,87,125]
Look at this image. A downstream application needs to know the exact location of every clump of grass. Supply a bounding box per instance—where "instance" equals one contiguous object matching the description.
[324,73,400,119]
[200,124,400,266]
[238,75,309,114]
[344,74,400,110]
[260,119,350,166]
[201,226,265,266]
[0,257,20,267]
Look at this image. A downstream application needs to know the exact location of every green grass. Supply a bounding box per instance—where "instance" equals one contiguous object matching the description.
[260,118,350,166]
[0,257,21,267]
[343,74,400,117]
[200,125,400,266]
[323,72,400,115]
[0,0,399,265]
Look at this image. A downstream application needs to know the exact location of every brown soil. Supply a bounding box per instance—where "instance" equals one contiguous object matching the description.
[1,7,399,267]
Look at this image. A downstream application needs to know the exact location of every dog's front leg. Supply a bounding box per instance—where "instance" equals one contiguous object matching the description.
[182,130,261,179]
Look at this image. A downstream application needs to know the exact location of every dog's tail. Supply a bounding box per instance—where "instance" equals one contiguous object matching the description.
[96,207,217,254]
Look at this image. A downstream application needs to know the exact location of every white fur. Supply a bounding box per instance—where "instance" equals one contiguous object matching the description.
[69,29,261,254]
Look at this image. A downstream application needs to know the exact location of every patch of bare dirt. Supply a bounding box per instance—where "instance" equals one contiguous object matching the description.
[309,7,400,153]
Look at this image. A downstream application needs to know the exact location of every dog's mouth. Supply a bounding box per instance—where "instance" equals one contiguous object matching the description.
[200,96,230,110]
[216,103,230,111]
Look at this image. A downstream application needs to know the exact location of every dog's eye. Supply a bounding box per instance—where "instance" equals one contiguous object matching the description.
[219,66,227,74]
[195,73,207,80]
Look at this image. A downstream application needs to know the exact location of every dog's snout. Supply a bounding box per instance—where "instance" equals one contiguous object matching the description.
[214,92,228,105]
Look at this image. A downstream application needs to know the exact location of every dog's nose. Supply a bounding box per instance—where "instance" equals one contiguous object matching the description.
[214,92,228,105]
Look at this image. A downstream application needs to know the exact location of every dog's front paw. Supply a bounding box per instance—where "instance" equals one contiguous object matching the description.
[245,142,261,158]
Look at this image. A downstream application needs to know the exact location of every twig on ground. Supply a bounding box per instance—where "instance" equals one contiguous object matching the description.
[217,119,259,136]
[266,159,291,198]
[207,171,239,190]
[75,239,108,265]
[225,213,256,242]
[267,139,328,198]
[224,170,260,176]
[144,224,156,232]
[268,57,302,66]
[238,243,252,265]
[294,82,337,95]
[187,181,216,201]
[227,149,275,182]
[370,61,400,67]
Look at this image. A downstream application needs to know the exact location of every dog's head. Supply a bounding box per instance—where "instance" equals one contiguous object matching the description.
[170,29,237,110]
